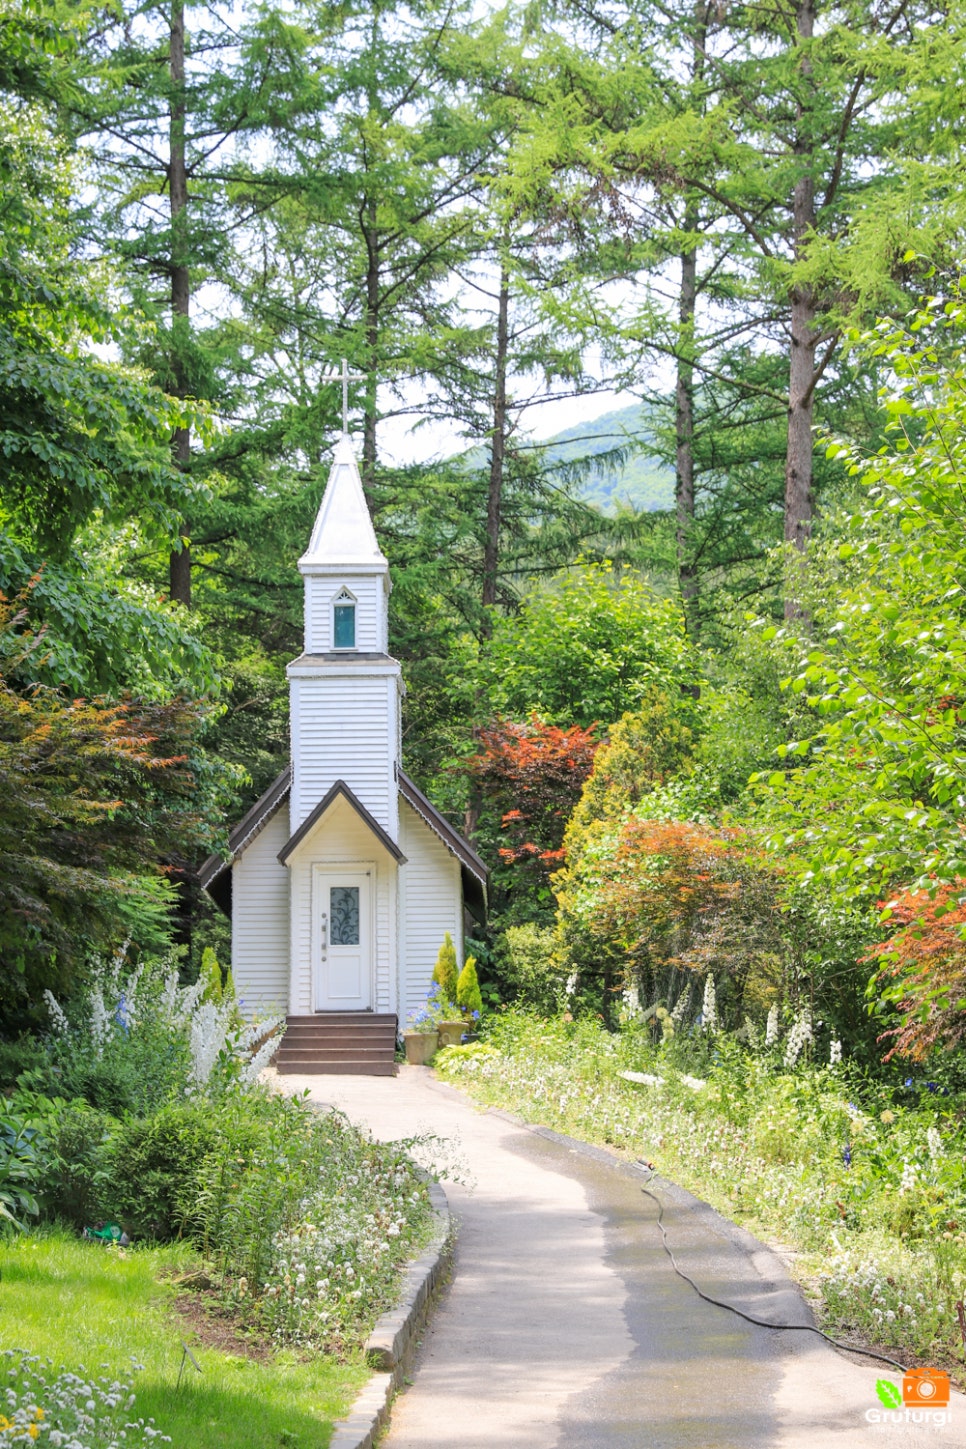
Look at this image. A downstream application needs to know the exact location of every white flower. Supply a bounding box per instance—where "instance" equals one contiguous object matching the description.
[43,989,70,1035]
[702,975,717,1032]
[765,1004,779,1047]
[783,1012,812,1067]
[671,986,691,1025]
[900,1160,918,1192]
[927,1126,943,1161]
[829,1039,842,1065]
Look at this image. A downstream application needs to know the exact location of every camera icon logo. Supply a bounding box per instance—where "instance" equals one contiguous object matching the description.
[902,1367,951,1407]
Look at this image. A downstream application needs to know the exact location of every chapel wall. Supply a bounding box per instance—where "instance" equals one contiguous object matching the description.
[230,808,290,1018]
[398,799,463,1026]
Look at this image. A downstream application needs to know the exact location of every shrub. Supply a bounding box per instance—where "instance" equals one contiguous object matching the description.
[0,1035,47,1090]
[456,956,482,1018]
[43,1099,117,1228]
[432,934,459,1004]
[499,924,567,1015]
[97,1100,224,1240]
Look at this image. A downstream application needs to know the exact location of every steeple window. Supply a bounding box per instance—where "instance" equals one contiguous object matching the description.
[333,588,357,649]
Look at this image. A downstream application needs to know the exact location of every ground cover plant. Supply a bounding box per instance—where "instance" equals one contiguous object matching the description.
[437,1010,966,1382]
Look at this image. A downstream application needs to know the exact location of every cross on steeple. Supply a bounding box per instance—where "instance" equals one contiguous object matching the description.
[321,358,366,435]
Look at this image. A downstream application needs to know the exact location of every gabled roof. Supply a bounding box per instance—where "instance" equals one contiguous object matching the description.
[199,765,487,922]
[397,767,489,921]
[197,764,291,910]
[278,779,406,866]
[299,435,387,572]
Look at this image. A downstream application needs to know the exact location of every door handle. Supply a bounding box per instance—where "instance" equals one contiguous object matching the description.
[321,910,327,961]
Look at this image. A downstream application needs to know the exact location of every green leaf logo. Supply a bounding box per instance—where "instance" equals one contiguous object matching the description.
[876,1380,903,1409]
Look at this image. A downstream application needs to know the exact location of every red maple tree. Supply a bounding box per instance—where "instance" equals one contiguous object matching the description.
[869,883,966,1059]
[466,714,599,881]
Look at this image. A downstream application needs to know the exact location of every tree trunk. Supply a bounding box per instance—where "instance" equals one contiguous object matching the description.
[482,262,510,624]
[168,0,191,607]
[674,4,708,632]
[676,220,698,623]
[467,260,511,840]
[362,194,379,508]
[783,0,817,618]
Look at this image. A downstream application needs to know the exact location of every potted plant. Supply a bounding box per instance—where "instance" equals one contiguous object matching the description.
[431,935,465,1047]
[452,955,483,1041]
[403,1007,438,1065]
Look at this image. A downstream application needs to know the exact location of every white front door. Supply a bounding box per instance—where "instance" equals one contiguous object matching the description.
[314,868,372,1011]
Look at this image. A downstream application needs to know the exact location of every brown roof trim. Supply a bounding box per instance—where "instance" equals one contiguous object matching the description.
[198,764,292,892]
[278,779,406,866]
[397,768,488,886]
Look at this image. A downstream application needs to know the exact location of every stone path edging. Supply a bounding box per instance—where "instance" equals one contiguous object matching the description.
[327,1180,454,1449]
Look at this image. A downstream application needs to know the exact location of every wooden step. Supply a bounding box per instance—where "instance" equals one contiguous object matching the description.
[277,1060,398,1076]
[275,1014,398,1077]
[280,1025,399,1037]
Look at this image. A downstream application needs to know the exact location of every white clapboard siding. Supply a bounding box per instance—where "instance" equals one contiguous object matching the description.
[290,673,397,832]
[304,573,385,653]
[231,809,290,1017]
[398,799,463,1026]
[286,795,395,1016]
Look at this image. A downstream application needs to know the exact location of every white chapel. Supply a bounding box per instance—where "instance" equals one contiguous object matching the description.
[199,433,487,1073]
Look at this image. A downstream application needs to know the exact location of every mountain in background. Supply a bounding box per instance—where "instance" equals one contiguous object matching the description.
[535,403,674,513]
[457,403,674,514]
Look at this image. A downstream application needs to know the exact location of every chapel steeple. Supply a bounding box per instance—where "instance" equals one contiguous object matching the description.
[287,435,401,835]
[298,435,390,655]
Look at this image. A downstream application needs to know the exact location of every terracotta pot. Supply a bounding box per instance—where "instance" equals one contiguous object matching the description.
[403,1030,438,1065]
[436,1020,465,1049]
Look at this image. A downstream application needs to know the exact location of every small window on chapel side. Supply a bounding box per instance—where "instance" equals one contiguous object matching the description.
[333,591,356,649]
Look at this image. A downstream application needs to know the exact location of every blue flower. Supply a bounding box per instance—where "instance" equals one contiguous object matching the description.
[843,1144,852,1168]
[115,992,130,1033]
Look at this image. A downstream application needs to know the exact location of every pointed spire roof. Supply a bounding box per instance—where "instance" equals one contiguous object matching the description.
[299,435,387,573]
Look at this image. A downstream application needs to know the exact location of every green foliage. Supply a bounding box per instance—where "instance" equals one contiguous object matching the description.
[199,947,223,1004]
[98,1100,223,1239]
[479,563,696,727]
[752,291,966,908]
[498,924,566,1015]
[567,690,695,842]
[456,955,482,1018]
[42,1098,116,1228]
[35,954,283,1118]
[0,589,233,1018]
[432,933,459,1004]
[0,1095,47,1228]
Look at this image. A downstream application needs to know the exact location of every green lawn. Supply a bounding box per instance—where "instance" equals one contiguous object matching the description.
[0,1230,368,1449]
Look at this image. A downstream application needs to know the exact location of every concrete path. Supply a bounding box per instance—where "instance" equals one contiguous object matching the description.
[281,1067,965,1448]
